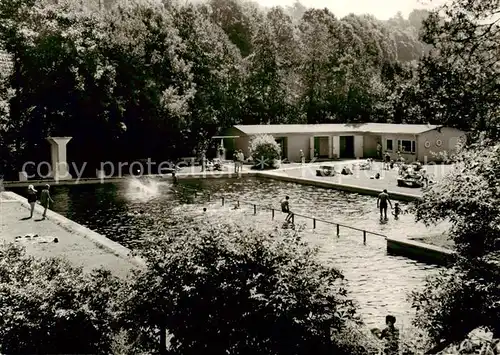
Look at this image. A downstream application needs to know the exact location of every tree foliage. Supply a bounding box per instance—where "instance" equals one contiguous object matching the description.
[0,243,122,354]
[411,139,500,348]
[402,0,500,138]
[121,223,366,355]
[0,0,432,177]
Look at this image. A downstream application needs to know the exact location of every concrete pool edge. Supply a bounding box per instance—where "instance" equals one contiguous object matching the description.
[3,169,421,202]
[386,236,455,266]
[255,171,421,202]
[1,170,258,188]
[1,191,146,269]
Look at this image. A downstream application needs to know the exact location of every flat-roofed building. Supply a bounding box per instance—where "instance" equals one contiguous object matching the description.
[225,123,465,163]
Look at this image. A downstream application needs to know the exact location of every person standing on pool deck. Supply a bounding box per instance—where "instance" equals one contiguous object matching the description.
[26,185,37,218]
[40,184,54,219]
[281,196,293,222]
[377,189,392,221]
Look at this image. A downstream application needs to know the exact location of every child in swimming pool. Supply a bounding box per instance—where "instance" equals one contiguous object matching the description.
[392,203,403,220]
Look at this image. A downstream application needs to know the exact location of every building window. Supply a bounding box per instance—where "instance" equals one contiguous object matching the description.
[386,139,393,151]
[398,140,416,153]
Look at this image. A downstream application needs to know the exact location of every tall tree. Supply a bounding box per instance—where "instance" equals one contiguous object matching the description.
[413,0,500,137]
[172,3,243,154]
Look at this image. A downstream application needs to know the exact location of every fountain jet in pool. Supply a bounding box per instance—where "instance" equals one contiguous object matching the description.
[126,177,160,201]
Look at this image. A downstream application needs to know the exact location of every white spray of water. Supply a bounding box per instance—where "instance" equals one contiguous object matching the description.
[126,177,160,201]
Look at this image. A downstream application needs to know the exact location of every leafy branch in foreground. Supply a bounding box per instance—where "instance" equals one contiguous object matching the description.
[121,222,371,355]
[0,243,122,354]
[411,140,500,349]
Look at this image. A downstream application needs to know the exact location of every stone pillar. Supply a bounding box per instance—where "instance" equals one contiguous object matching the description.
[18,172,28,181]
[46,137,72,181]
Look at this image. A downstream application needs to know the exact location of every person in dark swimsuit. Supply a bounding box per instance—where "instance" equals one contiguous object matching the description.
[26,185,37,218]
[377,189,392,221]
[281,196,293,222]
[40,184,54,219]
[392,203,402,220]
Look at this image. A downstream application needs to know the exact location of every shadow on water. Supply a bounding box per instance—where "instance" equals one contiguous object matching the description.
[9,177,444,328]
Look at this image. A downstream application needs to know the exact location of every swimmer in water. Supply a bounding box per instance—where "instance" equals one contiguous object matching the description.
[377,189,393,221]
[203,208,207,212]
[392,203,402,220]
[281,196,293,222]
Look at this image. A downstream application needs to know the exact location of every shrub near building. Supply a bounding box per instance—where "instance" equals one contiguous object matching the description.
[249,134,281,169]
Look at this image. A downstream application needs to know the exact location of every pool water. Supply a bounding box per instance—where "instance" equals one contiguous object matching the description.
[10,177,444,328]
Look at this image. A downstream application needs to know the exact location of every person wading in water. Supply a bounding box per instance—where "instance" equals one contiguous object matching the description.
[281,196,293,223]
[372,315,400,355]
[377,189,392,221]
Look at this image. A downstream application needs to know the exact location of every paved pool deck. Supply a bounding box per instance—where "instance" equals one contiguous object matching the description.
[0,191,142,278]
[265,161,454,200]
[2,159,448,201]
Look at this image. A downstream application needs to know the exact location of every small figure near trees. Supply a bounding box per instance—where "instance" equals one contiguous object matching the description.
[371,315,400,355]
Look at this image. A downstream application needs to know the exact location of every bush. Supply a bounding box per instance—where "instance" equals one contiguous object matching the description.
[0,244,123,354]
[249,134,281,169]
[122,223,367,355]
[413,140,500,349]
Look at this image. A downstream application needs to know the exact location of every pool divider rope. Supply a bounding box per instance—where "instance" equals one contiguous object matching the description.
[175,184,387,245]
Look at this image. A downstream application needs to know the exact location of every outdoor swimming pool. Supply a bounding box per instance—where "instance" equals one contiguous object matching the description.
[10,177,447,328]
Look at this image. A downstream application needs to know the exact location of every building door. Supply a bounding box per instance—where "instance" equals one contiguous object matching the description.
[224,138,235,159]
[339,136,355,158]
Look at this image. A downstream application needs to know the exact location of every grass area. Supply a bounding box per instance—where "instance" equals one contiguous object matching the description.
[409,232,454,250]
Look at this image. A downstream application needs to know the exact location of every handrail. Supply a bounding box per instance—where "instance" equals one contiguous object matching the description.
[174,183,388,243]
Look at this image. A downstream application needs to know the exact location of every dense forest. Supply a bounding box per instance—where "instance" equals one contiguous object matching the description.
[0,0,498,178]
